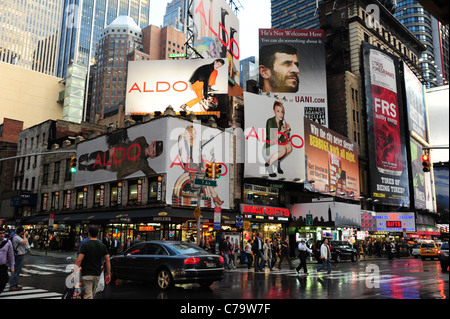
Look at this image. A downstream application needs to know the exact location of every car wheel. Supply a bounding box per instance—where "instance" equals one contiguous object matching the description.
[156,268,173,290]
[335,253,341,263]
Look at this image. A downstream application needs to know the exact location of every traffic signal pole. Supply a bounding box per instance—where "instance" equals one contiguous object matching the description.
[0,150,76,162]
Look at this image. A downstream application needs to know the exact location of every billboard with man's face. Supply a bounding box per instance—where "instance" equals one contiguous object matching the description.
[259,29,328,127]
[193,0,240,84]
[126,58,228,115]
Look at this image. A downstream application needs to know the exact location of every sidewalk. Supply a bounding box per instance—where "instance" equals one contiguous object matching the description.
[29,248,77,260]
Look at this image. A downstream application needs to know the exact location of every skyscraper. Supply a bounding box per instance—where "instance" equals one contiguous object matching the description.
[163,0,187,32]
[271,0,321,29]
[90,16,145,122]
[0,0,64,76]
[394,0,449,87]
[57,0,151,79]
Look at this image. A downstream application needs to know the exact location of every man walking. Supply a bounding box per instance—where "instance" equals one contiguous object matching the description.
[296,239,312,275]
[316,238,332,276]
[278,237,294,269]
[252,233,265,272]
[75,226,111,299]
[0,227,15,294]
[9,227,30,291]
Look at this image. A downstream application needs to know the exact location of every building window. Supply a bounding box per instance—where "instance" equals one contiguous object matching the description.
[43,164,49,185]
[76,189,84,209]
[53,161,61,184]
[128,180,138,203]
[148,176,161,203]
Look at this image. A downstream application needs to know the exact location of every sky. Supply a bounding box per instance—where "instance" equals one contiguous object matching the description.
[149,0,271,59]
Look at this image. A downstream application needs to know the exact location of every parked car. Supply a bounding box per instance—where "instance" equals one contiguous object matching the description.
[439,242,449,272]
[420,242,441,260]
[411,244,421,258]
[330,241,358,262]
[110,241,224,290]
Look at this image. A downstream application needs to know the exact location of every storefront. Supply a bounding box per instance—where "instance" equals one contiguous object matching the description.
[240,203,290,244]
[22,207,239,253]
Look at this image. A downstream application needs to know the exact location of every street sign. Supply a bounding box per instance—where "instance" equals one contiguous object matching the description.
[214,206,221,230]
[306,214,313,226]
[168,53,186,58]
[194,205,201,220]
[194,178,217,187]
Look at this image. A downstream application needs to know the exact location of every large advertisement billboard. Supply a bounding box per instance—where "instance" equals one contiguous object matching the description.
[289,202,361,227]
[410,138,433,210]
[126,58,228,115]
[258,29,328,127]
[74,117,231,209]
[243,92,305,181]
[304,117,360,199]
[375,212,416,232]
[192,0,240,84]
[404,62,428,142]
[363,42,409,206]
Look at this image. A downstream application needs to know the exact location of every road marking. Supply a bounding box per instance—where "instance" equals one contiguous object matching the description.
[0,285,62,299]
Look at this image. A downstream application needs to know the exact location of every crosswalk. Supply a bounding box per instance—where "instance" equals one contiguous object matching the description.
[0,285,62,299]
[9,263,71,277]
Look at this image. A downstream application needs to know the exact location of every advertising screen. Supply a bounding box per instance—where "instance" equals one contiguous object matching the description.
[403,62,427,142]
[304,117,360,199]
[126,58,228,115]
[362,42,409,206]
[74,117,231,209]
[243,92,305,181]
[192,0,240,84]
[259,29,328,127]
[376,212,416,232]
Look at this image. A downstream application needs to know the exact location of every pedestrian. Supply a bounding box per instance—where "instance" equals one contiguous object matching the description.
[111,237,119,256]
[271,238,280,269]
[263,239,273,270]
[74,226,111,299]
[102,233,111,254]
[296,239,312,275]
[122,237,132,252]
[278,237,294,269]
[315,238,332,276]
[220,237,231,270]
[131,234,141,246]
[252,232,265,272]
[388,241,395,260]
[0,227,15,294]
[232,241,239,268]
[245,240,253,270]
[9,227,30,291]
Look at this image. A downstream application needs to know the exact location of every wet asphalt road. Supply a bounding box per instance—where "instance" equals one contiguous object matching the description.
[12,254,448,300]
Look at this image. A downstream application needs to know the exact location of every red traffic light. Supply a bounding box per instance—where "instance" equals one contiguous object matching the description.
[421,154,429,162]
[422,154,430,172]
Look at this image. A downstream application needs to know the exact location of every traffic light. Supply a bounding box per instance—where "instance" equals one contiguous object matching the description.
[214,163,223,179]
[422,154,430,172]
[70,156,77,173]
[206,162,214,178]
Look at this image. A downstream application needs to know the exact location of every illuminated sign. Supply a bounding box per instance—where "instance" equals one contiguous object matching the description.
[376,212,416,232]
[240,204,290,217]
[139,226,154,231]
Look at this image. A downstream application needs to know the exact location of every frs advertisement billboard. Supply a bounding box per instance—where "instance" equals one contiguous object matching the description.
[404,62,428,142]
[74,117,231,209]
[126,58,228,115]
[304,117,360,199]
[243,92,305,181]
[259,29,328,127]
[363,43,409,207]
[193,0,240,84]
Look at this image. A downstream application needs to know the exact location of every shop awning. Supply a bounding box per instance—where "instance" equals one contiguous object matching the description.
[22,207,239,224]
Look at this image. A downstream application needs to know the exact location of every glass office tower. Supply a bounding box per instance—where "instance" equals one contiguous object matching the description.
[57,0,150,78]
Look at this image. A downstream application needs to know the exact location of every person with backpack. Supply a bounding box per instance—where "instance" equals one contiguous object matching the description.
[278,237,294,269]
[0,227,15,294]
[9,227,30,291]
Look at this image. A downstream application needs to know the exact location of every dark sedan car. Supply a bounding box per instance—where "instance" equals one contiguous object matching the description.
[312,240,358,263]
[439,242,449,272]
[110,241,224,289]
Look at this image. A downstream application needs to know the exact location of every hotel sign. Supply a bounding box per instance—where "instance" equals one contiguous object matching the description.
[240,204,290,217]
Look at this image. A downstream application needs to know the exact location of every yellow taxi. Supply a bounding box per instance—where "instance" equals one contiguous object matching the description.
[420,242,441,260]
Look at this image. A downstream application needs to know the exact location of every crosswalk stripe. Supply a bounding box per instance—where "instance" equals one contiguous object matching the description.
[1,286,62,299]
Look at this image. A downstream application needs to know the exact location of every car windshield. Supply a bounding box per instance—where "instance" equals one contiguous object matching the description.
[441,243,449,249]
[166,242,208,255]
[421,244,435,248]
[412,244,421,248]
[331,242,351,249]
